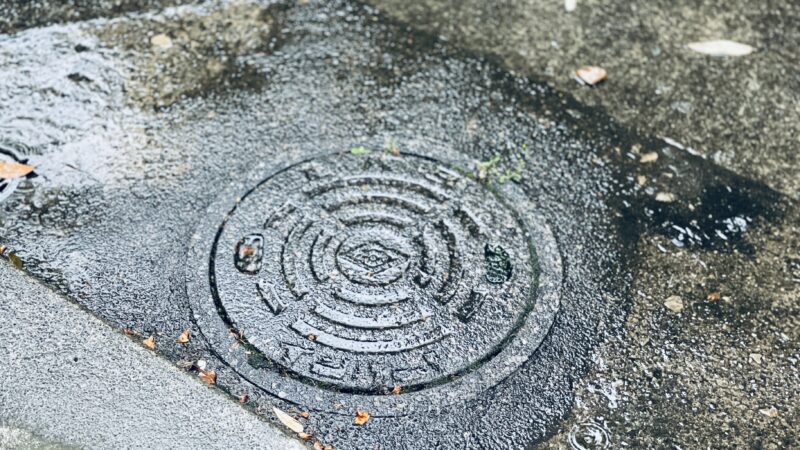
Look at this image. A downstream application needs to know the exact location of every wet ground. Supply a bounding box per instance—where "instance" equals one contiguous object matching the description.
[0,0,797,449]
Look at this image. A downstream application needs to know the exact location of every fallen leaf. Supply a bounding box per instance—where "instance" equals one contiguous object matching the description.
[759,406,778,418]
[143,335,156,349]
[150,33,173,49]
[299,411,310,418]
[0,161,34,180]
[298,432,312,440]
[199,369,216,385]
[7,252,23,269]
[354,410,370,426]
[655,192,676,203]
[687,40,754,57]
[307,334,316,341]
[707,291,721,302]
[324,445,333,450]
[664,295,684,313]
[391,385,401,395]
[575,66,607,86]
[123,328,141,337]
[313,442,323,450]
[176,329,190,344]
[273,406,304,434]
[239,394,249,403]
[639,152,659,163]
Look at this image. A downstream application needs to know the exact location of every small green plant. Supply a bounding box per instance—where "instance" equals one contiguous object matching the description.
[350,146,371,156]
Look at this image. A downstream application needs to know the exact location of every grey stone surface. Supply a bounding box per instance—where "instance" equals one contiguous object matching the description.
[0,262,306,450]
[0,0,797,449]
[366,0,800,198]
[362,1,800,448]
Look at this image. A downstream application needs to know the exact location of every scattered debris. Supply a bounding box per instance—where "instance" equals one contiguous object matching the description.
[706,291,721,302]
[122,328,141,337]
[150,33,173,49]
[636,175,647,186]
[564,0,577,12]
[198,369,216,385]
[749,353,763,364]
[759,406,778,418]
[350,146,371,156]
[384,139,401,156]
[687,40,754,57]
[392,385,402,395]
[575,66,607,86]
[298,432,313,441]
[239,393,249,403]
[354,410,370,425]
[176,329,190,344]
[6,251,23,269]
[476,154,501,181]
[307,334,316,341]
[143,335,156,349]
[313,442,323,450]
[299,411,310,418]
[664,295,684,313]
[273,406,304,433]
[0,161,34,180]
[639,152,659,163]
[655,192,676,203]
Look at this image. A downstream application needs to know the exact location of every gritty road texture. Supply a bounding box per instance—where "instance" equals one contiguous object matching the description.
[364,1,800,448]
[0,262,306,450]
[0,0,797,449]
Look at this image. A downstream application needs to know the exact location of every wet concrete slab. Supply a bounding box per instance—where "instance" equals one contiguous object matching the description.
[0,0,796,449]
[0,263,305,450]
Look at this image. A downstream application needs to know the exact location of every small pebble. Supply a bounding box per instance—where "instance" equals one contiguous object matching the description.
[150,33,173,49]
[664,295,684,313]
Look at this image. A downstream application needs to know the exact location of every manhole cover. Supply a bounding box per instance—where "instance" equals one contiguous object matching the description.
[187,149,560,414]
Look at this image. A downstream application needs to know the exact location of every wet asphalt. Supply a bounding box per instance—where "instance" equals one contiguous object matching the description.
[0,0,796,449]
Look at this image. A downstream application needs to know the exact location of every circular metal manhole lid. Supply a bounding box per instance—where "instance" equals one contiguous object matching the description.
[187,149,560,414]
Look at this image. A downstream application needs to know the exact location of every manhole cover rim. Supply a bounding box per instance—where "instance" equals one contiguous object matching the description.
[185,144,562,415]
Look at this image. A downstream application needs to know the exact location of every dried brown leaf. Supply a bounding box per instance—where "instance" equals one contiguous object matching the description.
[123,328,141,337]
[391,385,401,395]
[298,432,312,440]
[707,291,721,302]
[176,329,190,343]
[198,369,216,385]
[0,161,34,180]
[575,66,607,86]
[354,410,370,426]
[273,406,304,434]
[313,442,323,450]
[143,335,156,349]
[299,411,310,418]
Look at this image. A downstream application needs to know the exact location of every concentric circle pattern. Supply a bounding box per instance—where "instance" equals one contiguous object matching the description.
[204,152,549,394]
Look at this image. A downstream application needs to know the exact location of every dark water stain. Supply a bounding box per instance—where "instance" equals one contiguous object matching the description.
[92,1,289,110]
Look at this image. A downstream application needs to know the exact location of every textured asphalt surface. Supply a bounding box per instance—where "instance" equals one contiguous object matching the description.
[0,262,305,450]
[0,0,797,449]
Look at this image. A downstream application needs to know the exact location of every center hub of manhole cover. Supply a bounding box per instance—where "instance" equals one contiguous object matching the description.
[187,150,560,412]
